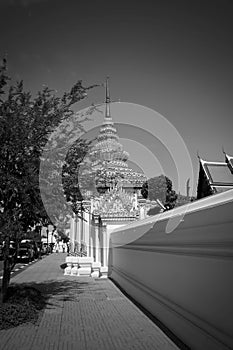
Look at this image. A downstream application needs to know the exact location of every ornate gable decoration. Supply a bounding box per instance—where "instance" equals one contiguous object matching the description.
[92,185,139,218]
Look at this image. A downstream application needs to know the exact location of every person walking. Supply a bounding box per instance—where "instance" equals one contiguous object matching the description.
[55,241,59,253]
[66,241,70,255]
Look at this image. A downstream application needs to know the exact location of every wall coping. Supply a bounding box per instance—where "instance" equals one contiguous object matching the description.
[111,189,233,237]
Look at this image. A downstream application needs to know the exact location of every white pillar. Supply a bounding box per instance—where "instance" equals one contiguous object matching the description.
[90,220,95,258]
[95,225,99,262]
[89,235,93,258]
[84,212,89,256]
[70,216,75,243]
[103,225,107,267]
[94,216,100,262]
[70,214,77,252]
[85,212,88,243]
[87,212,91,256]
[79,218,82,248]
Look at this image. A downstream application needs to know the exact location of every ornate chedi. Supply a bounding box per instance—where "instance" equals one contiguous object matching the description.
[68,78,159,271]
[90,77,147,194]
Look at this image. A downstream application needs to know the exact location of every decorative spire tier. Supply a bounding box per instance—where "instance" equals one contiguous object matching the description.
[90,77,147,193]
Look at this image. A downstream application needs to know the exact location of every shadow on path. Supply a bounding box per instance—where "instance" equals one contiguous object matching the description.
[10,279,90,306]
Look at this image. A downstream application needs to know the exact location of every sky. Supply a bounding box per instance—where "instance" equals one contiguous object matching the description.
[1,0,233,195]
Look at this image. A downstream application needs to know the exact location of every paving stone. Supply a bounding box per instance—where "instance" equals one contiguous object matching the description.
[0,253,180,350]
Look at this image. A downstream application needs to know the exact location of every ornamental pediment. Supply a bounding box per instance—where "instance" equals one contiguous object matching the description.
[92,186,138,216]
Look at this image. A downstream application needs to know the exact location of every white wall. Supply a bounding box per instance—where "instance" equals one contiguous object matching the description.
[110,189,233,350]
[107,224,125,234]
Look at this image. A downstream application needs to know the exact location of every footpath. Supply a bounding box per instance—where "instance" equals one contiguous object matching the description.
[0,253,180,350]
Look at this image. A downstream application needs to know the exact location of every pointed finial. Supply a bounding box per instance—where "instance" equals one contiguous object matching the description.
[105,76,111,118]
[222,146,228,163]
[186,178,190,197]
[197,150,200,159]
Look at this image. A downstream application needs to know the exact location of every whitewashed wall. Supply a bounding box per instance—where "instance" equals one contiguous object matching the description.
[110,190,233,350]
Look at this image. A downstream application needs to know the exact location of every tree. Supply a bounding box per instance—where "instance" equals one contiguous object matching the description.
[0,58,97,300]
[141,175,177,209]
[61,137,100,237]
[62,139,96,204]
[62,137,126,200]
[165,176,178,209]
[56,229,70,244]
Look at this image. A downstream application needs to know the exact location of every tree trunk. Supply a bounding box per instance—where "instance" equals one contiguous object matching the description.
[1,236,11,302]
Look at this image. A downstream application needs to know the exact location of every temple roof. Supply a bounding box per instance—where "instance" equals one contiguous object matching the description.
[225,153,233,173]
[197,153,233,199]
[200,156,233,187]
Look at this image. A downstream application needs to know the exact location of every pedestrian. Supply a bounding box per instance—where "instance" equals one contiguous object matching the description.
[55,241,59,253]
[67,242,70,255]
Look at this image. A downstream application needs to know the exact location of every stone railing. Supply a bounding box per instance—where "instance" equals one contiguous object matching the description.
[64,256,108,278]
[110,189,233,350]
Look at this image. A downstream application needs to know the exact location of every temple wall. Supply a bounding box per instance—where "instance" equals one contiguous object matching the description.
[110,189,233,350]
[107,224,125,234]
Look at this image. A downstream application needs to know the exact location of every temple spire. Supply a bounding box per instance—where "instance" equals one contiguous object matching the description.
[105,76,111,118]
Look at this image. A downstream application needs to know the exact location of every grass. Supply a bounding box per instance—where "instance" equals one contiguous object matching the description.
[0,285,47,330]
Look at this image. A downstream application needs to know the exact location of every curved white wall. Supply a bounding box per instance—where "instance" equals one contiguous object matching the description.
[110,190,233,350]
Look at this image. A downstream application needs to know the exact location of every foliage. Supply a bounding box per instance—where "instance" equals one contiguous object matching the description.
[62,138,126,205]
[0,286,46,329]
[57,229,70,243]
[0,58,96,240]
[175,193,195,207]
[165,176,178,209]
[141,175,177,209]
[62,138,96,209]
[0,58,97,299]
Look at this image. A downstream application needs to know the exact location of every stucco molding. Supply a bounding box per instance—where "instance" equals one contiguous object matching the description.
[120,241,233,259]
[112,265,233,350]
[112,189,233,236]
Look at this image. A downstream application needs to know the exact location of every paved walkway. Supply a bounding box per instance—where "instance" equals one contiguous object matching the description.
[0,253,180,350]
